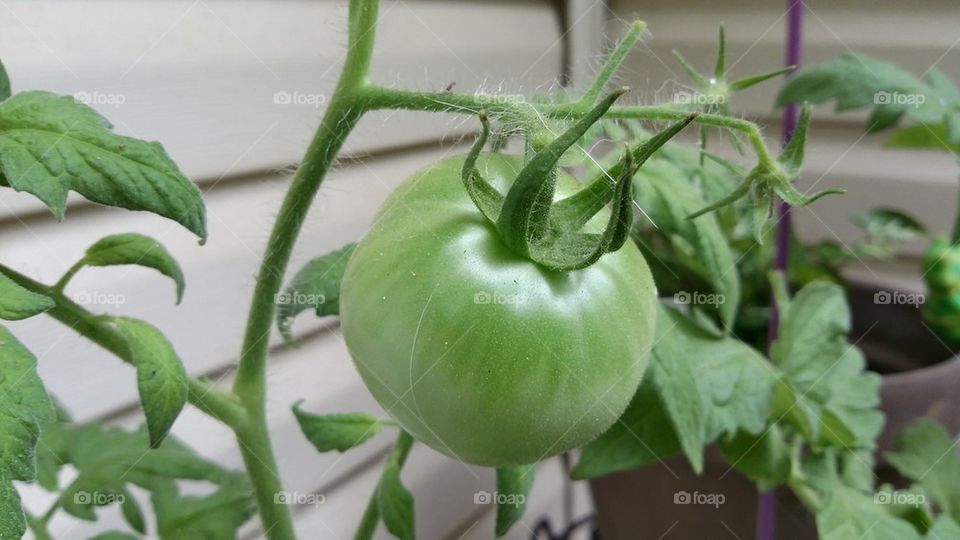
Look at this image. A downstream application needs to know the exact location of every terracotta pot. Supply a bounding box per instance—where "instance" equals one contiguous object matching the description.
[589,283,960,539]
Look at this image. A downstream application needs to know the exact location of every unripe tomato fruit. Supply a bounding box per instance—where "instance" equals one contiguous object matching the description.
[340,153,657,467]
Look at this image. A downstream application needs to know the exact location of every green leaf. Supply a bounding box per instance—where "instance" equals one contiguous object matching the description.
[729,66,795,92]
[378,455,415,540]
[0,58,10,102]
[779,104,811,175]
[634,159,741,326]
[927,516,960,539]
[648,306,776,472]
[886,420,960,523]
[495,465,535,537]
[672,50,708,88]
[292,403,385,453]
[48,421,252,535]
[0,272,54,320]
[65,423,240,488]
[770,281,884,448]
[887,123,960,153]
[777,52,952,129]
[0,326,54,539]
[28,517,55,540]
[853,208,926,241]
[113,318,188,447]
[816,487,921,540]
[0,91,206,239]
[574,306,775,478]
[718,426,791,490]
[151,477,255,540]
[24,514,53,540]
[82,233,186,303]
[277,243,356,342]
[713,24,726,80]
[572,379,682,479]
[35,398,71,491]
[0,483,25,540]
[119,487,146,533]
[841,449,877,493]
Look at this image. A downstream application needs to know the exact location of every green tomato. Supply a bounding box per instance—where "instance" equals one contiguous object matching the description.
[922,236,960,341]
[340,153,657,467]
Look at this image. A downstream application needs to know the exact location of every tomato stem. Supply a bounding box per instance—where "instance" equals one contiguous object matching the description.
[229,0,382,537]
[355,85,783,176]
[580,20,646,105]
[354,431,415,540]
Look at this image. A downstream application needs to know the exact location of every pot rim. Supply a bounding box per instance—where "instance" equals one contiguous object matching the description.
[880,353,960,387]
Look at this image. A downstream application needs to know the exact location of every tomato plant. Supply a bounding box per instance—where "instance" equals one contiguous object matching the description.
[3,1,958,539]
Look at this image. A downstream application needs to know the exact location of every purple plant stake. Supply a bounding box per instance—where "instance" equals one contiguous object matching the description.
[758,1,805,539]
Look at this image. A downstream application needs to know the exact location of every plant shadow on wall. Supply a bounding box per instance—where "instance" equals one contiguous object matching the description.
[1,2,960,540]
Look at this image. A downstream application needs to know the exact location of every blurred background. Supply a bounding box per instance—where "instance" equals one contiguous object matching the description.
[1,0,957,537]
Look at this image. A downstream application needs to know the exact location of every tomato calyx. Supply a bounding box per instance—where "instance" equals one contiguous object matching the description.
[461,91,697,271]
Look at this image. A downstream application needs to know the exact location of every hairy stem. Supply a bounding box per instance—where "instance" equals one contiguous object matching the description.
[354,431,415,540]
[581,20,646,104]
[229,0,381,537]
[355,86,780,171]
[0,264,247,428]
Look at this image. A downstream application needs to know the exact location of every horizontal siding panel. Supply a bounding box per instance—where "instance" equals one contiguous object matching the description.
[0,0,561,217]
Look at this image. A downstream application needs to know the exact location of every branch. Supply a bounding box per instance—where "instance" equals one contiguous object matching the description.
[228,0,384,537]
[0,264,248,429]
[354,431,415,540]
[356,86,781,173]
